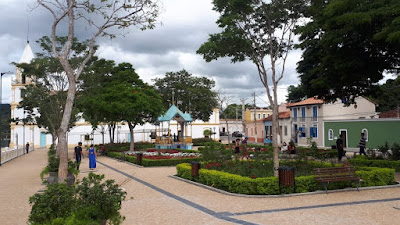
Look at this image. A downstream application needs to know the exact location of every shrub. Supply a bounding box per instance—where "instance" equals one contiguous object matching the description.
[176,163,396,195]
[29,183,76,224]
[29,173,126,225]
[348,157,400,172]
[192,138,216,146]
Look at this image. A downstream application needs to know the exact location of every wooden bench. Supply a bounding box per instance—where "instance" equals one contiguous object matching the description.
[313,167,361,193]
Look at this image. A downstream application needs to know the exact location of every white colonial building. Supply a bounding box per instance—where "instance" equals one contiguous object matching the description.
[10,42,220,149]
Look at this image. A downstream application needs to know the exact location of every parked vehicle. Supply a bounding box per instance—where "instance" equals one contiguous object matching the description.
[232,131,243,137]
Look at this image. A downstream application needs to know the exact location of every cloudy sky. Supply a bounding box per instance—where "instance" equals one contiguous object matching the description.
[0,0,303,106]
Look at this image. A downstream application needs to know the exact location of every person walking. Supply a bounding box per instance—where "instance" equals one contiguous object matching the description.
[88,144,97,170]
[25,142,29,154]
[336,135,344,162]
[234,138,240,155]
[358,133,367,155]
[74,142,84,170]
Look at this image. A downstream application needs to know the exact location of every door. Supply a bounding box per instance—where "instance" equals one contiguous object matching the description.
[40,132,46,147]
[340,130,347,148]
[294,125,298,143]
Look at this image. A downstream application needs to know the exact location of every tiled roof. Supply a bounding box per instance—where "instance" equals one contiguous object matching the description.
[264,111,290,121]
[379,108,400,118]
[287,97,323,107]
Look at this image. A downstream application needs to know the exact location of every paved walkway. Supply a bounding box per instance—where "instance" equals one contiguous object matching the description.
[1,149,400,224]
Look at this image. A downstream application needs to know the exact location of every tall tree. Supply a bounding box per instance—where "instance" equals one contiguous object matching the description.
[372,76,400,112]
[286,84,306,102]
[16,37,85,149]
[37,0,160,182]
[221,103,251,119]
[153,70,218,122]
[79,62,164,151]
[197,0,305,176]
[78,58,117,144]
[296,0,400,104]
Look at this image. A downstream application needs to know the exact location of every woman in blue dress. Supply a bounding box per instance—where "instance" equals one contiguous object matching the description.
[88,144,97,170]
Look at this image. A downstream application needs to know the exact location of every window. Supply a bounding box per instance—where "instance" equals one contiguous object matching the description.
[254,113,256,120]
[310,125,318,138]
[298,126,306,138]
[21,89,26,99]
[284,126,288,136]
[328,129,334,140]
[263,114,266,118]
[258,114,261,119]
[293,108,297,122]
[362,129,368,141]
[300,107,306,122]
[312,106,318,122]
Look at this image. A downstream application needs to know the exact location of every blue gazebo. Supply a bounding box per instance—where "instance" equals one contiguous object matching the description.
[155,105,193,149]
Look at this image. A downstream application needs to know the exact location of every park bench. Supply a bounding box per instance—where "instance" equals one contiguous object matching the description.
[313,167,361,193]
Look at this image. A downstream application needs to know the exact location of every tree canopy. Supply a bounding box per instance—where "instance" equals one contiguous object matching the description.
[296,0,400,104]
[371,76,400,112]
[286,84,306,102]
[37,0,160,181]
[79,61,164,150]
[153,70,218,122]
[16,36,86,146]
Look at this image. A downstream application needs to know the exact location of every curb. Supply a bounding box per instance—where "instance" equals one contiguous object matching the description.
[170,175,400,198]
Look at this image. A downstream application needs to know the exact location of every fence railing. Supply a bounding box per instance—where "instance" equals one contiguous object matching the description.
[0,147,34,165]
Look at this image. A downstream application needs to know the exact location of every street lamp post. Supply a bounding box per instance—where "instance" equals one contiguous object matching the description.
[0,71,12,166]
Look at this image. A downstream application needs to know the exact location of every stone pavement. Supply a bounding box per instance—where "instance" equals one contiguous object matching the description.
[1,148,400,225]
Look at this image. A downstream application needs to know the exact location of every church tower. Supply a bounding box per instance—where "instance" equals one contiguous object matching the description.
[9,41,35,148]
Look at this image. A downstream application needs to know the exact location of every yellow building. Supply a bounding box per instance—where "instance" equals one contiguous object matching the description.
[244,107,273,122]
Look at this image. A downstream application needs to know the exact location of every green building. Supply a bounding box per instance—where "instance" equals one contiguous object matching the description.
[324,119,400,149]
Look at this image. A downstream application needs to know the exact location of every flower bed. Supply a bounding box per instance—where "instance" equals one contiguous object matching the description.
[106,152,202,167]
[125,150,201,159]
[176,162,396,195]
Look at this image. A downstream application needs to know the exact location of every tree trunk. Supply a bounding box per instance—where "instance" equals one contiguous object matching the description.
[128,122,136,151]
[272,87,280,177]
[57,129,68,183]
[108,123,115,144]
[52,131,58,156]
[57,72,77,182]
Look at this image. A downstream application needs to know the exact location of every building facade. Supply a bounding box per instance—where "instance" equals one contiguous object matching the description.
[244,107,273,122]
[324,119,400,149]
[288,97,376,147]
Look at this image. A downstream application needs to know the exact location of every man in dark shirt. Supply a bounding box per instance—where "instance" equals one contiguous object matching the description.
[75,142,84,170]
[336,135,344,162]
[358,133,367,155]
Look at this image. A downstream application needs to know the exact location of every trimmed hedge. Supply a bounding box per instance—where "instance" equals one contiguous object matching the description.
[106,152,202,167]
[348,157,400,172]
[176,163,396,195]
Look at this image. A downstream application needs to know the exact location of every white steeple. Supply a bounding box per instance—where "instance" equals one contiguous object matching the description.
[18,41,34,64]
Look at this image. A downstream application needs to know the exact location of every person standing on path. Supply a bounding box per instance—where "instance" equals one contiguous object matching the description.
[25,142,29,154]
[88,144,97,170]
[358,133,367,156]
[74,142,84,170]
[234,138,240,155]
[336,135,344,162]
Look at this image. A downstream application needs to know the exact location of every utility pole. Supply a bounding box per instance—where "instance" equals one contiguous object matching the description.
[253,92,257,143]
[241,98,246,136]
[235,106,238,131]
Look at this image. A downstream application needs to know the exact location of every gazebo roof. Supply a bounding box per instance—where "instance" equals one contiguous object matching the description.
[158,105,193,122]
